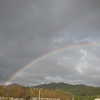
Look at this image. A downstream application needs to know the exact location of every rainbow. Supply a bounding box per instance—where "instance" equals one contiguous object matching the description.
[4,42,100,85]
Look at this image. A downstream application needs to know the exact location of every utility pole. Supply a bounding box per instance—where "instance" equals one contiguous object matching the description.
[72,97,74,100]
[39,89,42,100]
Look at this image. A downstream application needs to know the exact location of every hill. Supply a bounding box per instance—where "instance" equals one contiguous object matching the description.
[1,82,100,99]
[0,83,73,100]
[33,82,100,97]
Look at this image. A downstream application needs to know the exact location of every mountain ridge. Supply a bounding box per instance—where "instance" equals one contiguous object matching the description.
[1,82,100,97]
[33,82,100,97]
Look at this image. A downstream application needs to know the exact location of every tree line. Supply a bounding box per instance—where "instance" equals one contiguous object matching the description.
[0,85,73,100]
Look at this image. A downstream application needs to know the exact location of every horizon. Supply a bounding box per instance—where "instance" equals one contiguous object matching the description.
[3,82,100,88]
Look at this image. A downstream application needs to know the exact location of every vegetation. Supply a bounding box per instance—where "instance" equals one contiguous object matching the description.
[0,83,73,100]
[34,82,100,99]
[0,82,100,100]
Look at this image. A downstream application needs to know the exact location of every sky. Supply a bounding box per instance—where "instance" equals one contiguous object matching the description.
[0,0,100,87]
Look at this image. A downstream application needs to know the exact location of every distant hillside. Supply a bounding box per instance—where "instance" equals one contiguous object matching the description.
[0,83,73,100]
[1,82,100,99]
[33,82,100,97]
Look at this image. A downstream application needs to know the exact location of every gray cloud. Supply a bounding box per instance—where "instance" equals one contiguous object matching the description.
[0,0,100,87]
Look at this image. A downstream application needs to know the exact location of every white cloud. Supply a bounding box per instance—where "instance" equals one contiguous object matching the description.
[45,76,63,82]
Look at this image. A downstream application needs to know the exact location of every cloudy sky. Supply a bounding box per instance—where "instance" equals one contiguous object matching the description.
[0,0,100,87]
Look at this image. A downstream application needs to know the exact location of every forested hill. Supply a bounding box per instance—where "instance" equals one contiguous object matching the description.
[0,83,73,100]
[1,82,100,98]
[33,82,100,97]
